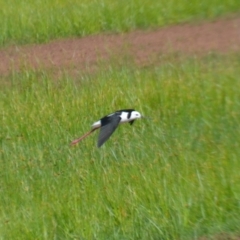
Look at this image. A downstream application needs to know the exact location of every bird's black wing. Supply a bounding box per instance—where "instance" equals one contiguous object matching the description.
[98,114,121,147]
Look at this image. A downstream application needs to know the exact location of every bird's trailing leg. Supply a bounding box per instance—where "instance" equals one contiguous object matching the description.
[70,128,98,146]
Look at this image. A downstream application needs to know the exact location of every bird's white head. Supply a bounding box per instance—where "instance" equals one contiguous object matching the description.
[131,111,142,120]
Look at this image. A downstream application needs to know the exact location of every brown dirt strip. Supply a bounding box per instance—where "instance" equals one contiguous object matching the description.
[0,16,240,76]
[199,233,240,240]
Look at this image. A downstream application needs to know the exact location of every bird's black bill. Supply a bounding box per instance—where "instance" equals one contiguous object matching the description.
[142,116,151,120]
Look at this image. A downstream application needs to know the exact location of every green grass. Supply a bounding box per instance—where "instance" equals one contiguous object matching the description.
[1,55,240,239]
[0,0,240,46]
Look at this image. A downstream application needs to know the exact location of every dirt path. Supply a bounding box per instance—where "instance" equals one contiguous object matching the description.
[0,16,240,76]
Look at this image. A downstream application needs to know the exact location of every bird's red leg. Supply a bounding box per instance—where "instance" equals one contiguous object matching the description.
[70,128,98,146]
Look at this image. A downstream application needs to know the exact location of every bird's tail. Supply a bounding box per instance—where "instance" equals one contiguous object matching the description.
[70,128,97,146]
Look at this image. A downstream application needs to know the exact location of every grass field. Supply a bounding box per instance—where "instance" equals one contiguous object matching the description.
[1,55,240,239]
[1,0,240,238]
[0,0,240,46]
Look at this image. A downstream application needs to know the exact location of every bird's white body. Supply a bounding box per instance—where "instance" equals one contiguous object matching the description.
[92,120,101,129]
[91,111,141,129]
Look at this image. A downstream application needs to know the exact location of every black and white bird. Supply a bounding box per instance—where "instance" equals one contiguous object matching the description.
[71,109,143,147]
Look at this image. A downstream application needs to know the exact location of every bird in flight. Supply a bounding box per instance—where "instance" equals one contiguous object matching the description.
[70,109,143,147]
